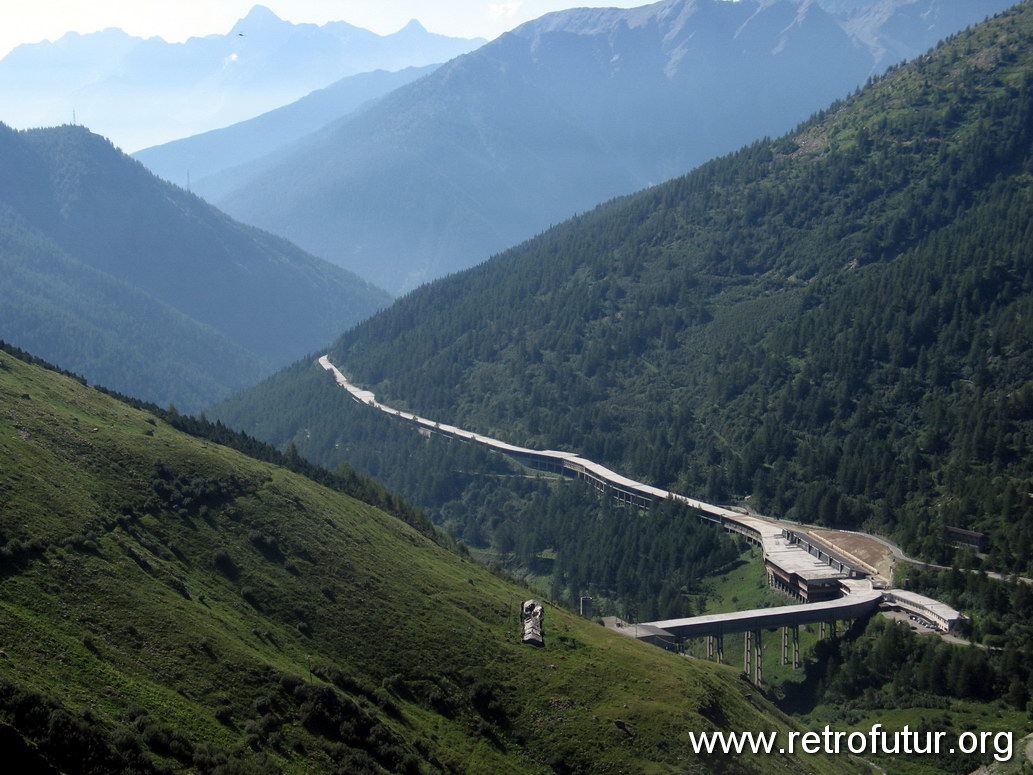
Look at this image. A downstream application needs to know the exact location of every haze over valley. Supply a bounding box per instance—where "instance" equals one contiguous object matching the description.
[0,5,484,152]
[140,0,1018,293]
[1,2,1032,773]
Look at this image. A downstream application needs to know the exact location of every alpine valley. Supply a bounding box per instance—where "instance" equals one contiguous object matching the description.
[193,0,1017,293]
[212,6,1033,755]
[216,1,1033,576]
[3,1,1033,774]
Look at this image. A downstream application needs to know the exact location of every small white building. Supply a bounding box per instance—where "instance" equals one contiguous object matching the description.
[882,589,962,632]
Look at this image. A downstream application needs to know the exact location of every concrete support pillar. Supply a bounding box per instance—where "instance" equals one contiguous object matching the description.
[753,629,763,686]
[744,631,752,677]
[830,619,838,638]
[781,626,789,665]
[793,625,800,669]
[707,635,714,661]
[716,632,724,665]
[820,621,826,639]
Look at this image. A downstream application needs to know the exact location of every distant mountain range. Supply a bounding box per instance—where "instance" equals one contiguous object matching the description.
[0,5,483,152]
[134,65,439,196]
[195,0,1015,294]
[0,122,389,412]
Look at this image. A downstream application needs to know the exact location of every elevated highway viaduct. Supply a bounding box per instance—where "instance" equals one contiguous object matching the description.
[617,585,884,684]
[318,357,961,683]
[318,357,859,578]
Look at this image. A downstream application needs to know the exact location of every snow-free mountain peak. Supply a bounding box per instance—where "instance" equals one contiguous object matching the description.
[229,5,290,35]
[396,19,430,35]
[0,11,484,151]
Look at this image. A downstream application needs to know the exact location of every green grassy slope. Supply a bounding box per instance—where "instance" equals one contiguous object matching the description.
[0,351,866,775]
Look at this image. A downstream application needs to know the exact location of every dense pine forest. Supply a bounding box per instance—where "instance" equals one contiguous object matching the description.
[782,608,1032,774]
[215,2,1033,578]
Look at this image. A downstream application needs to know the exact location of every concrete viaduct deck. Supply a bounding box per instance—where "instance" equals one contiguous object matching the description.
[643,589,883,638]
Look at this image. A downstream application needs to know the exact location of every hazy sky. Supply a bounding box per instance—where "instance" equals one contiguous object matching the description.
[1,1,650,59]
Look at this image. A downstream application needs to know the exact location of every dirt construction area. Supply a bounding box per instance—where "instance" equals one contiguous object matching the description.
[806,528,897,581]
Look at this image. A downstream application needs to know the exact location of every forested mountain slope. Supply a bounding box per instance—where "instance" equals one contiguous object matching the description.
[212,0,1015,293]
[133,65,439,195]
[213,2,1033,574]
[0,123,389,412]
[0,347,867,775]
[0,214,265,416]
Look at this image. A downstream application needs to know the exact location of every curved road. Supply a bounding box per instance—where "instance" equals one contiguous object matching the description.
[318,356,974,635]
[319,356,888,578]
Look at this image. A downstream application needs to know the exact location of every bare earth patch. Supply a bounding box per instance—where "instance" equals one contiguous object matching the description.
[807,528,896,580]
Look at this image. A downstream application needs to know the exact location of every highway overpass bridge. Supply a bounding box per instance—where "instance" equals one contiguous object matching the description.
[606,581,959,685]
[605,583,885,683]
[645,588,884,639]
